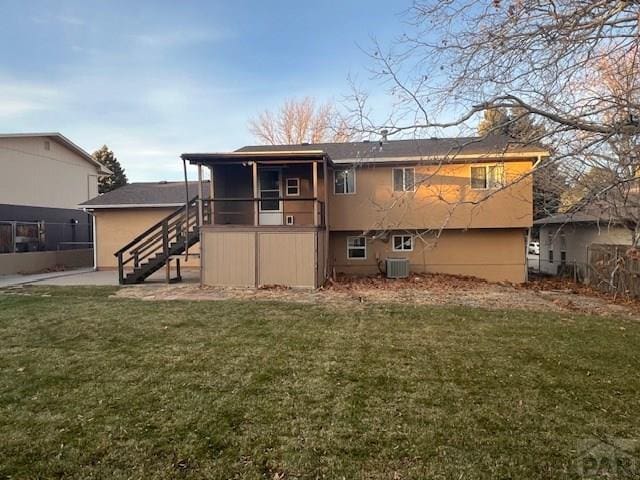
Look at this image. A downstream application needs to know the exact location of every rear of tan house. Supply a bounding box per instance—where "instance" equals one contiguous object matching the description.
[82,136,547,286]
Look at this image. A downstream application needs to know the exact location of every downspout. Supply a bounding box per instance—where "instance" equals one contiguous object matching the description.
[525,154,544,282]
[182,156,190,262]
[84,208,98,271]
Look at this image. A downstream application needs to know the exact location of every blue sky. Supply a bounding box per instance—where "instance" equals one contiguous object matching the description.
[0,0,411,181]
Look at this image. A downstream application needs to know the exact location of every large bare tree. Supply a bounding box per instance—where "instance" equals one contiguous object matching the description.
[249,97,353,145]
[352,0,640,243]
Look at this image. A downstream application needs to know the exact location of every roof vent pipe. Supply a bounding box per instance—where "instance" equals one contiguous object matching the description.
[381,129,389,142]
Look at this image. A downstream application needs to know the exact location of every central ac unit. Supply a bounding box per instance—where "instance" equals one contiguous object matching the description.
[386,258,409,279]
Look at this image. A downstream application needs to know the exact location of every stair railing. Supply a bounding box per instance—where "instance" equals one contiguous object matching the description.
[115,198,199,284]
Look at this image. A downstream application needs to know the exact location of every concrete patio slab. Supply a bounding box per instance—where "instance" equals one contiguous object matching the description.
[0,268,200,287]
[0,268,95,288]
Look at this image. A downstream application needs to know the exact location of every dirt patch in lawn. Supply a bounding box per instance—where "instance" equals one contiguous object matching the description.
[112,273,640,318]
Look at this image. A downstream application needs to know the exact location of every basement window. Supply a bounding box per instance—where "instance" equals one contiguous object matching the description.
[392,235,413,252]
[347,236,366,259]
[470,164,504,189]
[393,167,415,192]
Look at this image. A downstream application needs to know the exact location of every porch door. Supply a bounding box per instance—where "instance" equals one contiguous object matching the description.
[259,169,283,225]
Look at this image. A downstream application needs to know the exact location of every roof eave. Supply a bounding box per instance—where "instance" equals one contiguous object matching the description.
[182,150,331,165]
[80,202,189,209]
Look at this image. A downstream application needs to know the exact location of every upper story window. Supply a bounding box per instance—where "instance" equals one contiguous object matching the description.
[392,234,414,252]
[286,178,300,196]
[334,167,356,195]
[44,140,50,151]
[470,164,504,189]
[393,167,415,192]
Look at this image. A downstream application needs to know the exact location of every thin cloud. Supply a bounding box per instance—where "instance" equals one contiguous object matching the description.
[31,14,85,26]
[131,29,229,48]
[0,80,62,118]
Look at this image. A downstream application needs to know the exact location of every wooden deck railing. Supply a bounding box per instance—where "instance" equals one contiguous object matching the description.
[201,197,325,227]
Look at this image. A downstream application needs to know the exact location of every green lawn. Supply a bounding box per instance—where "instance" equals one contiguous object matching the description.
[1,287,639,479]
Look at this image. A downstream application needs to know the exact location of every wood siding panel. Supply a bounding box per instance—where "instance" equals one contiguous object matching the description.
[201,230,255,286]
[316,229,325,288]
[257,232,316,287]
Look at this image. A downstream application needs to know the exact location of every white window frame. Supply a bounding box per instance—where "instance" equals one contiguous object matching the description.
[334,167,356,195]
[392,234,414,252]
[285,177,300,196]
[470,164,505,190]
[392,167,416,192]
[347,235,367,260]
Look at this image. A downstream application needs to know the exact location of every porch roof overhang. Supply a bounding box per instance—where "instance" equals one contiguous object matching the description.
[181,150,331,166]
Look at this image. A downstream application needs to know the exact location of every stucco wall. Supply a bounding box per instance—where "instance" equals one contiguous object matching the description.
[328,160,534,231]
[0,248,93,275]
[0,136,100,209]
[538,223,632,276]
[330,228,527,283]
[93,208,201,269]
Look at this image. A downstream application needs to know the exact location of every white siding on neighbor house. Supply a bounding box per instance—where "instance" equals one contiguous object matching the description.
[0,136,100,210]
[538,223,632,275]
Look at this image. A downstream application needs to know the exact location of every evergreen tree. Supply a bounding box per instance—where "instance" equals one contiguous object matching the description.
[94,145,128,194]
[477,108,511,136]
[477,108,563,219]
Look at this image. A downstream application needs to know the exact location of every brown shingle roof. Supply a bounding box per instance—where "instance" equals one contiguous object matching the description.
[79,181,207,208]
[235,135,548,163]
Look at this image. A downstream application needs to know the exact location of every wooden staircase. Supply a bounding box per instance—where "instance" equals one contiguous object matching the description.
[114,199,203,285]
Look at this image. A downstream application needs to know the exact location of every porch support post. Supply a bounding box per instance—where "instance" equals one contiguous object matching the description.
[197,164,204,226]
[208,166,215,224]
[312,161,318,227]
[252,161,259,226]
[323,157,330,283]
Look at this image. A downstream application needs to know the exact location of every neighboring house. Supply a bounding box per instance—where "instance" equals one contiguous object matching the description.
[82,136,548,287]
[0,133,110,274]
[535,212,633,278]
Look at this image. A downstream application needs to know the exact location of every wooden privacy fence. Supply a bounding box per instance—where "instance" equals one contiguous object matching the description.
[587,244,640,298]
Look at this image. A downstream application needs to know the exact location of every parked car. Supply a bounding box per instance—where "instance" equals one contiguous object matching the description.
[528,241,540,255]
